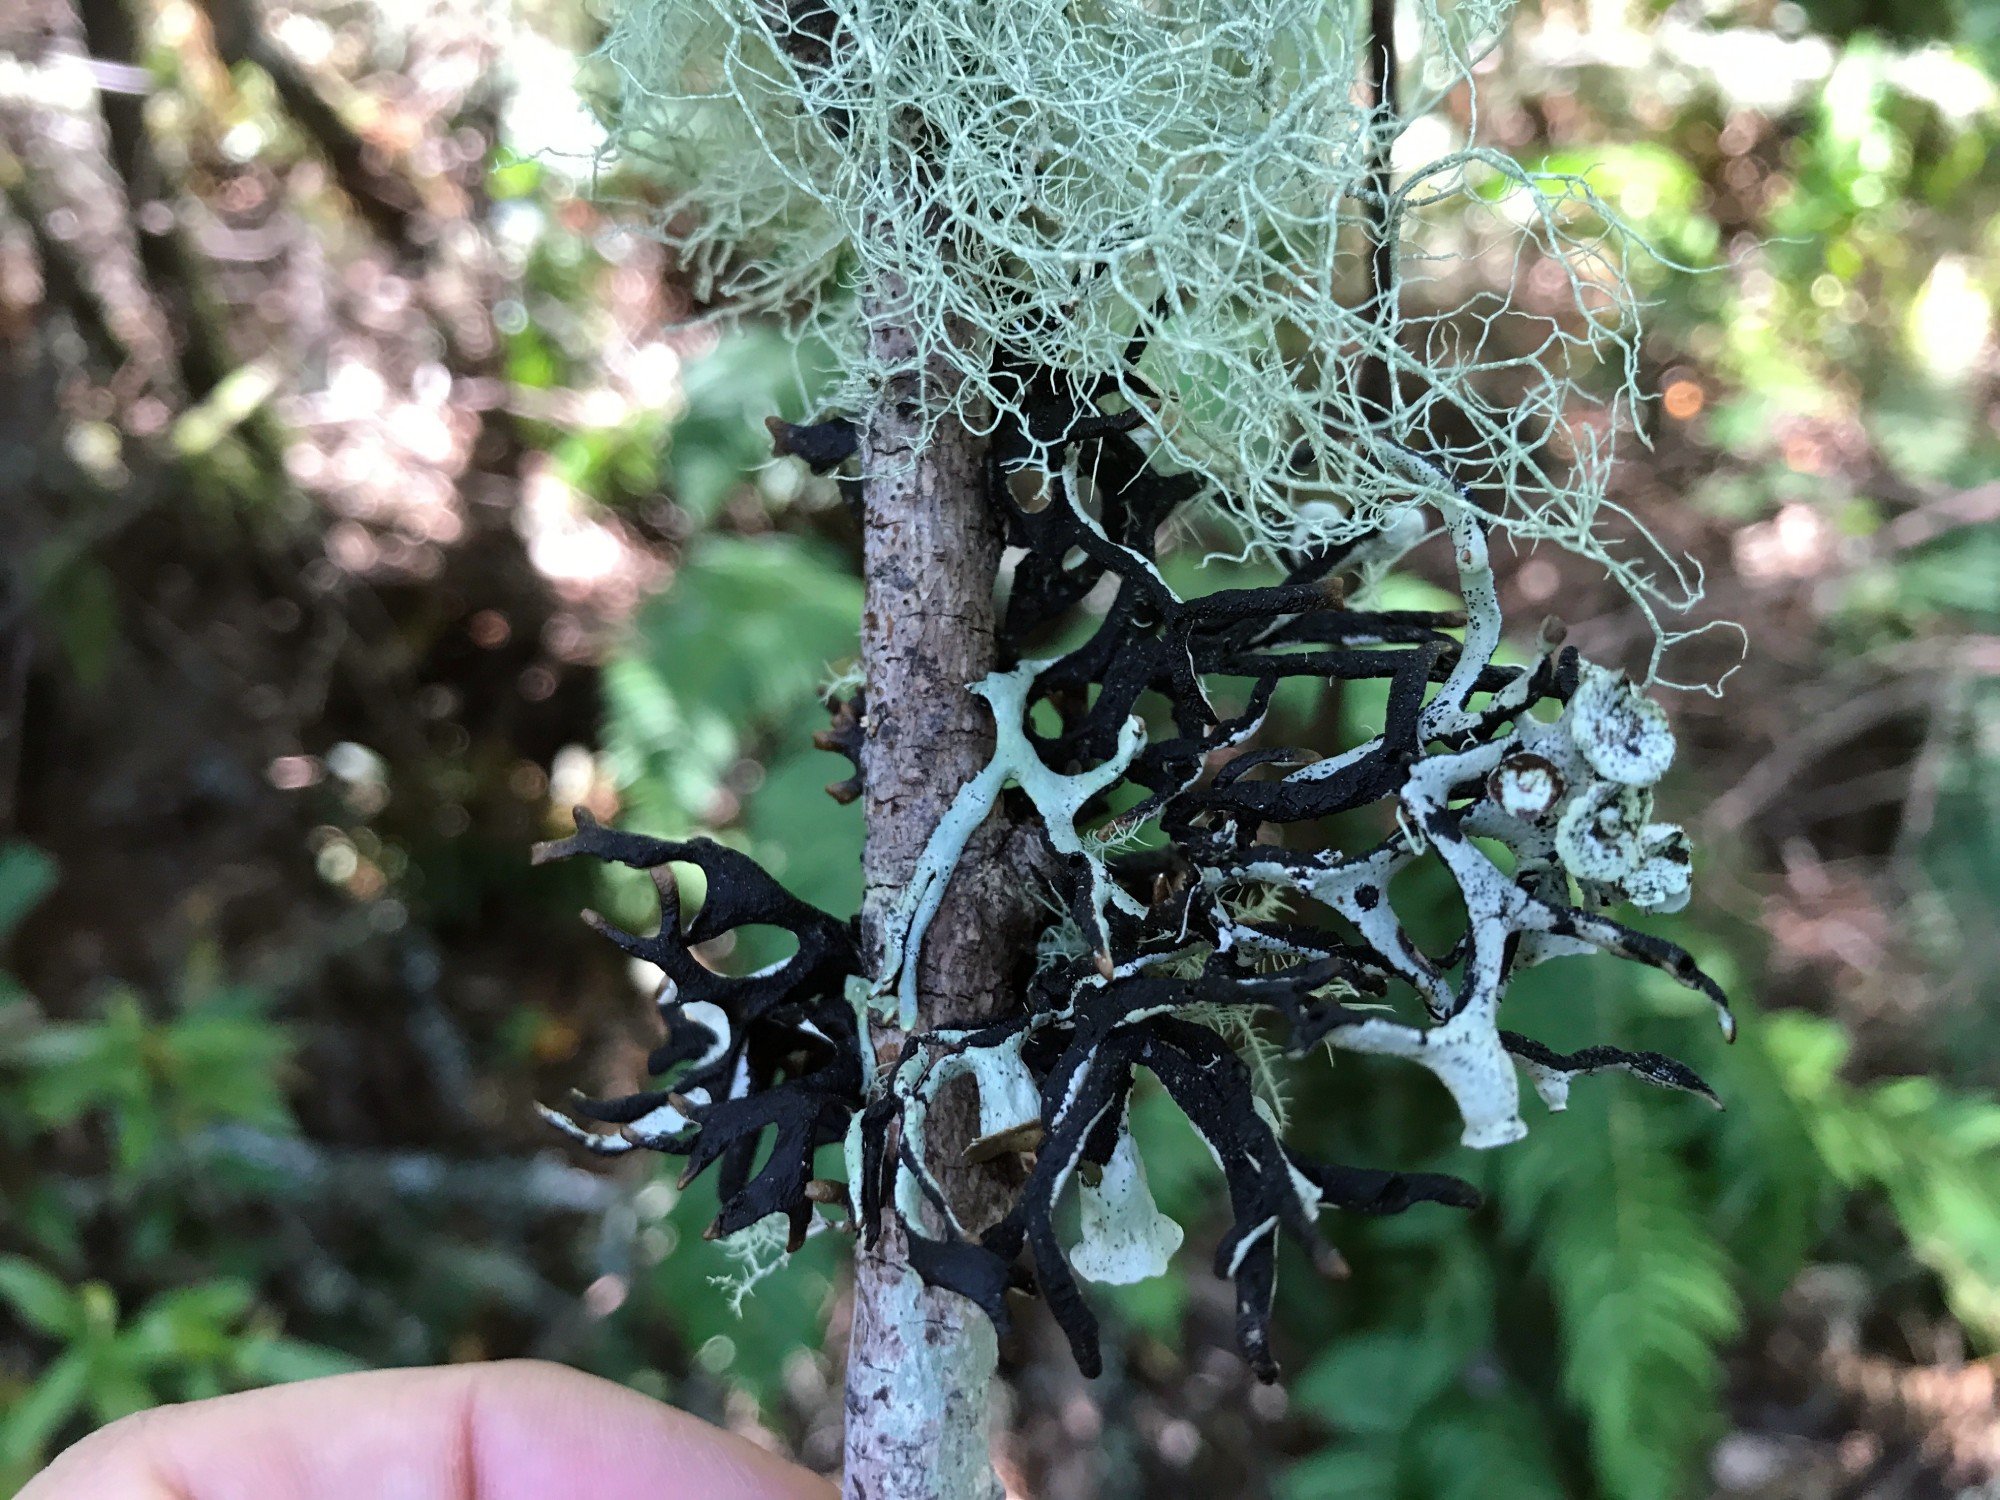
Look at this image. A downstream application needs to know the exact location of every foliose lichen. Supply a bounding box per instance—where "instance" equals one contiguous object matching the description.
[539,352,1731,1382]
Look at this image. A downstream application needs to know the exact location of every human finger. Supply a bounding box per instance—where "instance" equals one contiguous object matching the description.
[18,1359,835,1500]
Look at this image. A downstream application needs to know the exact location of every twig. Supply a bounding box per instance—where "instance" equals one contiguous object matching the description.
[1703,677,1938,835]
[194,0,423,243]
[1880,482,2000,556]
[1360,0,1400,420]
[190,1123,623,1216]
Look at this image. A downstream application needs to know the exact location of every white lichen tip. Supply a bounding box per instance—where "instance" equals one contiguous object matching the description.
[1071,1121,1183,1285]
[536,1101,637,1155]
[1569,665,1677,786]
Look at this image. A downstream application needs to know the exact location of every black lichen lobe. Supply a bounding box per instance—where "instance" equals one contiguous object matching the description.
[534,358,1730,1385]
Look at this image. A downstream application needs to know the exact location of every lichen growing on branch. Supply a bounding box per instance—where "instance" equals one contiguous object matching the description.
[539,356,1731,1381]
[534,0,1742,1400]
[603,0,1713,677]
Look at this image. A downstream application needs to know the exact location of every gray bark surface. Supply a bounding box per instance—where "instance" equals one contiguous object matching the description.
[840,298,1039,1499]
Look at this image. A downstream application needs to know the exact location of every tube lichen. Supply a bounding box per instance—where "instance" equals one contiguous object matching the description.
[539,358,1731,1382]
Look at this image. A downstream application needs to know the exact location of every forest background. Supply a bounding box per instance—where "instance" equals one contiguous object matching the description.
[4,0,2000,1495]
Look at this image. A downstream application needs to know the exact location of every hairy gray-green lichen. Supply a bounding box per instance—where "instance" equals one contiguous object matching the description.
[602,0,1735,683]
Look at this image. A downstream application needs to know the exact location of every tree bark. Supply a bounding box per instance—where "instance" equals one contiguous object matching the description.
[840,295,1035,1497]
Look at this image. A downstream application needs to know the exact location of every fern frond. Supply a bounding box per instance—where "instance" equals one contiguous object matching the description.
[1768,1013,2000,1342]
[1500,1093,1738,1500]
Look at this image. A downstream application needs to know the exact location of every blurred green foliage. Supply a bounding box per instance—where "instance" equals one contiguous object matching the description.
[1260,946,2000,1500]
[0,1268,361,1484]
[8,989,294,1180]
[6,0,2000,1495]
[0,851,351,1489]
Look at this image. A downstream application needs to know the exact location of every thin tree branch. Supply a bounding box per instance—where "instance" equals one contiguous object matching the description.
[1360,0,1400,421]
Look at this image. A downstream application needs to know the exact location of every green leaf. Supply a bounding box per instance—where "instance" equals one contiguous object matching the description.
[10,994,149,1129]
[38,556,120,687]
[0,843,56,944]
[231,1335,369,1385]
[10,1181,85,1263]
[84,1359,158,1427]
[126,1280,259,1365]
[162,1010,297,1133]
[0,1256,81,1340]
[487,148,544,199]
[0,1348,90,1471]
[1294,1332,1458,1436]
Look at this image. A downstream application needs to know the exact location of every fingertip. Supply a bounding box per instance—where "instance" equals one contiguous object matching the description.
[15,1362,834,1500]
[16,1407,177,1500]
[464,1361,836,1500]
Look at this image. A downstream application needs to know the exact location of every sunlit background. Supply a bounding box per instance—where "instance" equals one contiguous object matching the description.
[3,0,1999,1495]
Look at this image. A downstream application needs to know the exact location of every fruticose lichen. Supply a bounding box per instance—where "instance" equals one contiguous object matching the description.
[599,0,1721,681]
[538,362,1730,1381]
[536,0,1737,1388]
